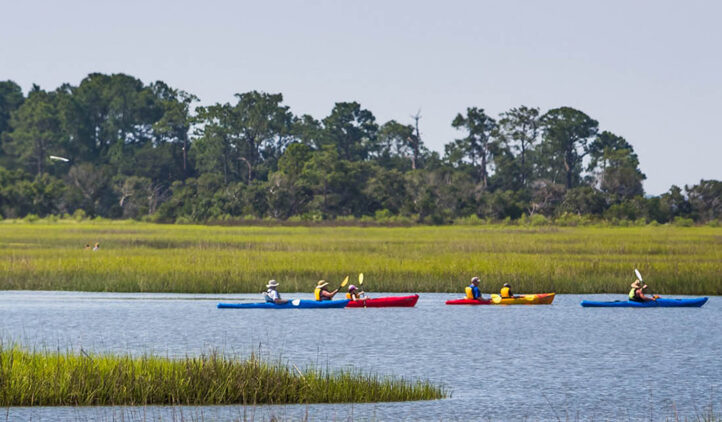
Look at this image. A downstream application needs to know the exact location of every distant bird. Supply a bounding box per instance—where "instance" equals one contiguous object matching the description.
[49,155,70,162]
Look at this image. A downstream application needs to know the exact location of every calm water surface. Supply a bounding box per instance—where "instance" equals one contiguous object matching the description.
[1,291,719,421]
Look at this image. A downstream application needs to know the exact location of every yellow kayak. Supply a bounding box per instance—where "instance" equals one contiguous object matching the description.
[490,293,555,305]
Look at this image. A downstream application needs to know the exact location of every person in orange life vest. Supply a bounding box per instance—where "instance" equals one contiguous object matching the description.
[346,285,366,301]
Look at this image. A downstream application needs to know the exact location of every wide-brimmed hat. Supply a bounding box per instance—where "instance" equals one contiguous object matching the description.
[266,280,279,288]
[630,280,641,289]
[316,280,329,289]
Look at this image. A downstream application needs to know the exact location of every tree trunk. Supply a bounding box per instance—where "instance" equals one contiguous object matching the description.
[182,138,188,176]
[564,154,573,189]
[481,150,488,188]
[411,111,422,170]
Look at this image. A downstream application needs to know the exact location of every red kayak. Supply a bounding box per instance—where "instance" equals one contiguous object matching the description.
[445,298,493,305]
[347,295,419,308]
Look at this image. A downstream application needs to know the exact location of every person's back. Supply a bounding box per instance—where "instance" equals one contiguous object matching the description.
[500,283,513,298]
[628,286,640,302]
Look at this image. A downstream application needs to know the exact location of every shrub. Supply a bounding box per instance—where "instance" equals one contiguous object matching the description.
[530,214,548,226]
[72,209,87,221]
[672,216,694,227]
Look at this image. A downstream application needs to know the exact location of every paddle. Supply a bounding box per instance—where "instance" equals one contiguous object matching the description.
[359,273,367,297]
[491,293,532,304]
[339,275,349,292]
[357,272,367,306]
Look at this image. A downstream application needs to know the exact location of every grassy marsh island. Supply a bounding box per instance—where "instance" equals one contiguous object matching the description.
[0,221,720,295]
[0,345,445,406]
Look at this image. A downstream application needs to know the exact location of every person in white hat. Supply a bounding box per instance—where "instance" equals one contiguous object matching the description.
[314,280,339,301]
[263,280,287,304]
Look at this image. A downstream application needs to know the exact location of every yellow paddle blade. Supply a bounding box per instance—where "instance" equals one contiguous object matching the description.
[491,294,502,304]
[341,276,349,287]
[359,273,364,285]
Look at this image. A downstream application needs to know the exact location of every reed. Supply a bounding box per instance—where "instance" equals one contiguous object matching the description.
[0,221,719,294]
[0,344,444,406]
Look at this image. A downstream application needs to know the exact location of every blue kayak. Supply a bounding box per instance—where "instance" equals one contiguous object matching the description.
[217,299,349,309]
[581,297,708,308]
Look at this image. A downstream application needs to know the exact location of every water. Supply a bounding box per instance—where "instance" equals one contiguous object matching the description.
[1,291,719,421]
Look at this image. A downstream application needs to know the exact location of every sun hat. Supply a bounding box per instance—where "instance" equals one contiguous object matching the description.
[630,280,641,289]
[266,280,279,288]
[471,277,480,284]
[316,280,329,289]
[503,283,510,287]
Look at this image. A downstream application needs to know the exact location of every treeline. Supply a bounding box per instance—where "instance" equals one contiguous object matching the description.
[0,74,720,224]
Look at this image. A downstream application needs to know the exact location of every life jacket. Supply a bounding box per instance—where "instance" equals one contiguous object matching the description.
[500,286,512,298]
[314,288,322,301]
[346,292,352,300]
[629,288,645,301]
[465,286,474,300]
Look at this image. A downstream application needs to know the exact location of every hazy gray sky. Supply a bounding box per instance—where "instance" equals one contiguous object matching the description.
[2,0,720,194]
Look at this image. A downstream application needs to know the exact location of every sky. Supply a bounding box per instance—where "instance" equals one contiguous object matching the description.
[1,0,720,194]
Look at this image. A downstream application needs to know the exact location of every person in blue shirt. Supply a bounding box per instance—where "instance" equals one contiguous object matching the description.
[465,277,485,300]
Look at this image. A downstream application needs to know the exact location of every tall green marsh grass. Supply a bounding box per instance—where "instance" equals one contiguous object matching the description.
[0,344,444,406]
[0,221,719,294]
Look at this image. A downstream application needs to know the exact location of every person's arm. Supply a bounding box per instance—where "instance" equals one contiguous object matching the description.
[321,290,338,299]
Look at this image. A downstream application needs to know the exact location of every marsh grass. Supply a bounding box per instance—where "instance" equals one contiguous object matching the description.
[0,344,444,406]
[0,221,719,294]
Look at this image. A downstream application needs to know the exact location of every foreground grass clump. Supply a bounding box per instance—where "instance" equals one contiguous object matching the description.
[0,345,444,406]
[0,221,720,294]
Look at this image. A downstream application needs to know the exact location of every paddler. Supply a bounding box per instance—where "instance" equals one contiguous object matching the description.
[500,282,516,299]
[346,284,366,301]
[629,279,656,302]
[465,277,485,300]
[314,280,339,301]
[263,280,288,304]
